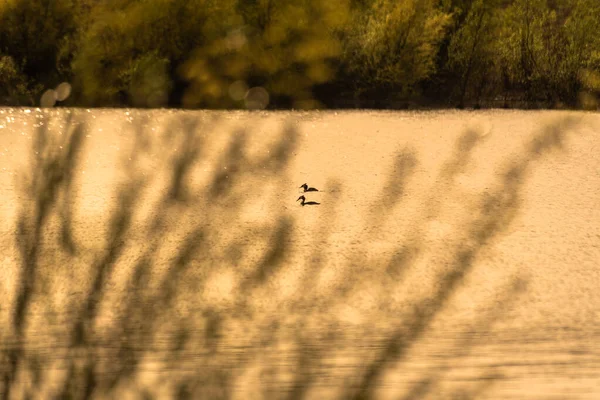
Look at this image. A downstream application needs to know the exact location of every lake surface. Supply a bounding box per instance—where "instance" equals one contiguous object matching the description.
[0,108,599,398]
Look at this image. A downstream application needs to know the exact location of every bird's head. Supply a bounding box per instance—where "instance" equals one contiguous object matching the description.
[299,183,307,189]
[297,195,305,202]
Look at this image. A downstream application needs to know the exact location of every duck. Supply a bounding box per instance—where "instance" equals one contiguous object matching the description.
[297,195,320,206]
[299,183,319,192]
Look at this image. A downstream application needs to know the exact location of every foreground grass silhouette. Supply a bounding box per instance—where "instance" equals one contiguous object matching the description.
[0,109,595,399]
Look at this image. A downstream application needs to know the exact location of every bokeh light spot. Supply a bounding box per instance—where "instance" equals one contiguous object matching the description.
[228,80,248,102]
[55,82,72,102]
[244,87,269,110]
[40,90,57,108]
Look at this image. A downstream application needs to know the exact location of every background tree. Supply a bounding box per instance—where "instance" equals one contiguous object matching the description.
[341,0,452,103]
[181,0,349,109]
[493,0,592,106]
[0,0,599,108]
[0,54,32,104]
[0,0,80,104]
[446,0,504,107]
[71,0,231,107]
[562,0,600,107]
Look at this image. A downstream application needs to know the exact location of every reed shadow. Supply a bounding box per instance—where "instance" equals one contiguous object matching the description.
[1,112,584,399]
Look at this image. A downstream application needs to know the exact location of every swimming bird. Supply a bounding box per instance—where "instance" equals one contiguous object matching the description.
[299,183,319,192]
[297,195,320,206]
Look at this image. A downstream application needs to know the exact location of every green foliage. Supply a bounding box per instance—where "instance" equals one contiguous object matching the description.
[181,0,349,108]
[446,0,504,106]
[496,0,558,100]
[0,0,599,108]
[128,52,172,108]
[0,0,79,103]
[0,54,34,104]
[564,0,600,106]
[72,0,230,106]
[342,0,452,93]
[493,0,600,106]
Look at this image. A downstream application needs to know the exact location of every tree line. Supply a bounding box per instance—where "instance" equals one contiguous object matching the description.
[1,0,599,109]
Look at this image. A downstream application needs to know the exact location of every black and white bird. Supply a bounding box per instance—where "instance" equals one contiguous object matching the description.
[299,183,319,192]
[297,195,320,206]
